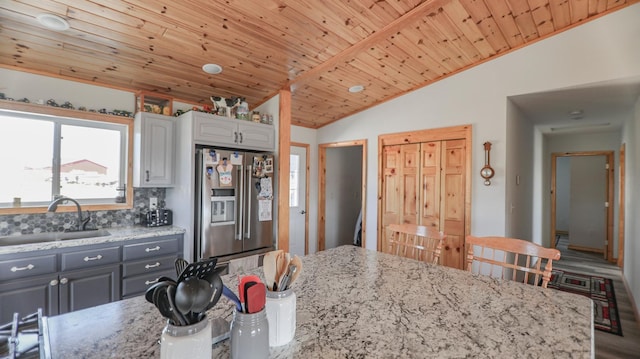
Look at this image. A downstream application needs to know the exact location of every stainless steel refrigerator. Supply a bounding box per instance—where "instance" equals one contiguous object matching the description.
[194,147,275,260]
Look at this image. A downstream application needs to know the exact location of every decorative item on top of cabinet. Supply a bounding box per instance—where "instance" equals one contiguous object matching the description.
[133,113,176,187]
[136,91,173,116]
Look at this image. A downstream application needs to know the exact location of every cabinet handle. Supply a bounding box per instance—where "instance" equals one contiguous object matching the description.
[50,279,59,286]
[10,264,35,272]
[60,278,68,285]
[145,278,160,285]
[145,246,161,252]
[145,262,161,269]
[83,254,103,262]
[239,132,243,143]
[234,131,238,143]
[145,170,150,182]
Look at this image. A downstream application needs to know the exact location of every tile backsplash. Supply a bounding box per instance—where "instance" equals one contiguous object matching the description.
[0,188,165,236]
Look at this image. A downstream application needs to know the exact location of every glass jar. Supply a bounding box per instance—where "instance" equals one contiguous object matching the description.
[265,288,296,346]
[230,308,269,359]
[160,317,211,359]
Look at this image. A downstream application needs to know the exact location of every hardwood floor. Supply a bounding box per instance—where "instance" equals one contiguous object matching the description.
[553,235,640,359]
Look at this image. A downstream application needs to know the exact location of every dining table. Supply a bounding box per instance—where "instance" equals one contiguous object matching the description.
[47,245,593,358]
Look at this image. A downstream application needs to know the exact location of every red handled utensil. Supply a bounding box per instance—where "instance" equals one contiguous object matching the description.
[245,282,266,314]
[238,275,261,312]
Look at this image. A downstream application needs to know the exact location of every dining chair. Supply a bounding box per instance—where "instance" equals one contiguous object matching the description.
[386,224,445,264]
[465,236,561,288]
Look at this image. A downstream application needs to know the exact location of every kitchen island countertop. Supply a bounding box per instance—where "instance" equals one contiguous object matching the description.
[0,225,185,255]
[47,245,593,358]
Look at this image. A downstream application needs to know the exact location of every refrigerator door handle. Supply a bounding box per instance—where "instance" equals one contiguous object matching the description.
[236,164,243,241]
[245,165,252,238]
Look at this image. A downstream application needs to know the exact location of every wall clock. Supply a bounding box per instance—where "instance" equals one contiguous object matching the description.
[481,142,495,186]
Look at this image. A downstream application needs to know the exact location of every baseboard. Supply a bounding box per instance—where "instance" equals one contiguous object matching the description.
[567,244,604,254]
[622,274,640,329]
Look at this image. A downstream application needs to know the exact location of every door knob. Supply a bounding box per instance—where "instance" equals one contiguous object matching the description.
[300,210,306,214]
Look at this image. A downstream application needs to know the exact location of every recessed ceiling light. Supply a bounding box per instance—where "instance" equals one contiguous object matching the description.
[202,63,223,74]
[348,85,364,93]
[36,13,70,31]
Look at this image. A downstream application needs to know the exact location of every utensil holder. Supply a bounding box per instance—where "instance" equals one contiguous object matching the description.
[265,288,296,346]
[160,317,211,359]
[230,308,269,359]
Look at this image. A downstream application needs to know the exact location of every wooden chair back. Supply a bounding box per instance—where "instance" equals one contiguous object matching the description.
[465,236,561,288]
[386,224,445,264]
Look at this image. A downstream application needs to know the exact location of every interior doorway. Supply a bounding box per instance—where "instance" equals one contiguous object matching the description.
[550,151,614,262]
[317,140,367,251]
[289,143,309,256]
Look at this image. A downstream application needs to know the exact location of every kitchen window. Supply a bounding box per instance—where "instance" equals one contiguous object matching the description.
[0,108,131,212]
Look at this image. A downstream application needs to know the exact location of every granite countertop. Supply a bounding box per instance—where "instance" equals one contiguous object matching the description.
[0,225,185,255]
[47,245,593,358]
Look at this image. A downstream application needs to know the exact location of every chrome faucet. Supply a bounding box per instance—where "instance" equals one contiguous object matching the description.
[47,196,90,231]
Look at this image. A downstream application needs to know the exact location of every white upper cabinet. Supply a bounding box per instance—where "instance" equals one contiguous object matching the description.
[189,111,275,151]
[133,113,175,187]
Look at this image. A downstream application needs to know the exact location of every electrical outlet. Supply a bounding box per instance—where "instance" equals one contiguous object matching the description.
[149,197,158,210]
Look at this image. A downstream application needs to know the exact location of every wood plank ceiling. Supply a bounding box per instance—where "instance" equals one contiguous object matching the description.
[0,0,636,128]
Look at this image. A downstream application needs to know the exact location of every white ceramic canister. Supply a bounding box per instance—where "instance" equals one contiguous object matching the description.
[265,288,296,346]
[230,308,269,359]
[160,317,211,359]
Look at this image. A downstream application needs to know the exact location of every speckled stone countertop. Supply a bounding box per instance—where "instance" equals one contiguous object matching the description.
[0,225,185,255]
[47,245,593,358]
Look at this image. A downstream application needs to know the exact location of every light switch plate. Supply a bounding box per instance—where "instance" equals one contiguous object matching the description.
[149,197,158,210]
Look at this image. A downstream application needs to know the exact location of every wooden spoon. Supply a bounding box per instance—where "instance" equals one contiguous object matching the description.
[263,250,281,291]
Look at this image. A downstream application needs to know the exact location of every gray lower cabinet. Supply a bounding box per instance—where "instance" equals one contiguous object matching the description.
[0,232,183,321]
[58,264,121,314]
[0,274,59,323]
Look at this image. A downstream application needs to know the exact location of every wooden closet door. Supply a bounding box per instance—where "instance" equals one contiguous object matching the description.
[381,144,420,252]
[420,142,442,229]
[401,143,420,225]
[381,139,466,269]
[439,139,466,269]
[381,145,400,252]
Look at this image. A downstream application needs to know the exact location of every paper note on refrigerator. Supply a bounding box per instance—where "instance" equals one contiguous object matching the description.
[259,177,272,198]
[230,152,243,165]
[259,199,272,221]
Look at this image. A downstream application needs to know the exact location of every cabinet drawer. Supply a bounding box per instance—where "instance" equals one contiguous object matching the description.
[122,268,175,297]
[0,254,57,281]
[61,246,120,271]
[122,255,177,278]
[123,237,179,261]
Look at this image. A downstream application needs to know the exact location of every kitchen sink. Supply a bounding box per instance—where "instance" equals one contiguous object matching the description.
[0,229,111,247]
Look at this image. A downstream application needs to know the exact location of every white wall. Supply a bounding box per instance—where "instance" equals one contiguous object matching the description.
[505,101,534,240]
[621,96,640,320]
[1,68,134,112]
[318,3,640,251]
